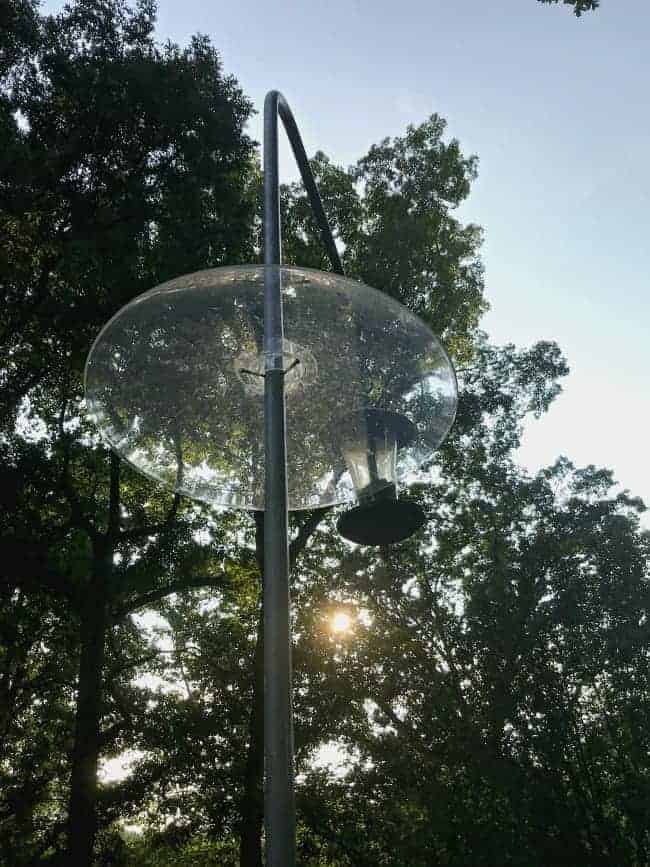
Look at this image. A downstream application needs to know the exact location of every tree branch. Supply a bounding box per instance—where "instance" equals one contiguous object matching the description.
[58,399,98,542]
[118,493,182,545]
[289,508,329,569]
[111,573,227,621]
[0,545,75,598]
[120,429,183,544]
[99,677,139,748]
[254,511,264,577]
[106,452,121,539]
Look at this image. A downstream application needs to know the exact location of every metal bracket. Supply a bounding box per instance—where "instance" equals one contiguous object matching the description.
[239,358,301,379]
[266,91,345,277]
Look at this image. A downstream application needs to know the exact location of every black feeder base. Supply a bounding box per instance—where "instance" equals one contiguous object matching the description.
[337,498,425,546]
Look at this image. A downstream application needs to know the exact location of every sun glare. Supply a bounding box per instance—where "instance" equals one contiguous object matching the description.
[330,611,353,634]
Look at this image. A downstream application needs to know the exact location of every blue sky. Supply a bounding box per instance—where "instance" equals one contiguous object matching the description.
[44,0,650,512]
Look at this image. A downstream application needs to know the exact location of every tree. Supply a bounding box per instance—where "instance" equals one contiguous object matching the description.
[292,341,650,866]
[0,586,77,863]
[537,0,599,15]
[128,335,650,866]
[280,117,487,364]
[1,0,256,861]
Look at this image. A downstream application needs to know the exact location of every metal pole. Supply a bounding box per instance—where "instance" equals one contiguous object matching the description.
[262,89,344,865]
[263,90,295,867]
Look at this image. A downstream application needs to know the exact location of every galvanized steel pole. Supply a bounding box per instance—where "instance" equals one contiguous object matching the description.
[262,90,343,867]
[263,90,294,867]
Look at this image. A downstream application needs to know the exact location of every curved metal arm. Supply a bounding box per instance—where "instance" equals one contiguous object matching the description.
[264,90,344,275]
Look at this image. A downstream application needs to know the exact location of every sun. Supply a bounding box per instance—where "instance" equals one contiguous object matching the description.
[330,610,353,634]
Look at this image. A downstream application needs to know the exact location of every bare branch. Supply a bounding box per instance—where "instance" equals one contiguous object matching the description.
[289,508,329,569]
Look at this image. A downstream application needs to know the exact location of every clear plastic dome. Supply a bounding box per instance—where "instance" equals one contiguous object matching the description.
[84,266,457,511]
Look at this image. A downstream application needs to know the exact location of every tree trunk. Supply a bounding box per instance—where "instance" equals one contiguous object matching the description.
[67,551,109,865]
[239,514,265,867]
